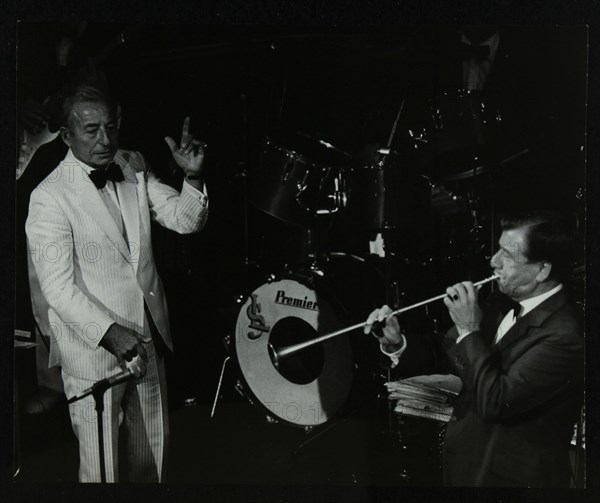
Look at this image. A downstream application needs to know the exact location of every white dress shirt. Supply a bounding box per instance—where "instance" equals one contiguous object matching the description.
[79,159,207,343]
[80,161,205,245]
[492,283,563,345]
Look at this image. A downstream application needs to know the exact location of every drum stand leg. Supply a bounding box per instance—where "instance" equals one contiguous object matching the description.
[210,356,230,418]
[393,417,412,482]
[291,418,343,457]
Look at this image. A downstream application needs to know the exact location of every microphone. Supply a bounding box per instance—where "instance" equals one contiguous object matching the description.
[67,356,141,404]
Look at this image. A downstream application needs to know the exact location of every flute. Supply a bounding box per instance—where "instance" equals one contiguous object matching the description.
[276,275,498,360]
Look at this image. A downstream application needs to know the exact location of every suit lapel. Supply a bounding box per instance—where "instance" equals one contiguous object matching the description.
[74,175,130,265]
[495,290,568,351]
[67,152,132,267]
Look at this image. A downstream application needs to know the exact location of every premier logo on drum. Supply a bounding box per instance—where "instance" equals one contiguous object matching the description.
[274,290,318,311]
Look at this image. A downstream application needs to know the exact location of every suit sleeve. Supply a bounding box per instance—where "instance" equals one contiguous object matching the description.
[26,186,115,349]
[448,315,583,422]
[136,152,209,234]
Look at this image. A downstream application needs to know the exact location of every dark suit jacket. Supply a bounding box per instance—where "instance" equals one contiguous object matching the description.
[396,289,583,487]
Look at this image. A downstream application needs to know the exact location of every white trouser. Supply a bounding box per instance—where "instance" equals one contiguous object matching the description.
[61,340,169,483]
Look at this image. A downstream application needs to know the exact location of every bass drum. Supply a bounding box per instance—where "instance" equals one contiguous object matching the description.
[233,254,385,427]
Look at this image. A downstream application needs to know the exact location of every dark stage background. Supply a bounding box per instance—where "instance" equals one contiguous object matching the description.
[14,23,587,486]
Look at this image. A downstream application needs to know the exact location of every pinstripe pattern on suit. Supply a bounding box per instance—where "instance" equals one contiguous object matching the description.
[26,148,207,482]
[26,149,208,379]
[62,340,169,482]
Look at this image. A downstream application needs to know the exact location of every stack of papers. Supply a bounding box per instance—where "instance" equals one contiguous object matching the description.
[386,374,463,423]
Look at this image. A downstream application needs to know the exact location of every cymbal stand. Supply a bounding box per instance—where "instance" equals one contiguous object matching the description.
[378,98,411,464]
[238,90,259,288]
[381,96,406,310]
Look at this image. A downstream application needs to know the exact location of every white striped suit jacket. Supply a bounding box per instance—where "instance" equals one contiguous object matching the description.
[26,149,208,380]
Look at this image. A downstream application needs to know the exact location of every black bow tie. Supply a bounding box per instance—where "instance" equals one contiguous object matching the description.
[496,293,522,317]
[503,298,523,320]
[88,162,124,189]
[460,42,490,61]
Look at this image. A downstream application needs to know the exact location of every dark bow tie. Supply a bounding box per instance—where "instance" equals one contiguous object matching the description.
[460,42,490,61]
[88,162,124,189]
[502,298,523,320]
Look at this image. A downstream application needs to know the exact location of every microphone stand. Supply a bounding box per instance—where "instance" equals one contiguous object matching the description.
[68,379,112,483]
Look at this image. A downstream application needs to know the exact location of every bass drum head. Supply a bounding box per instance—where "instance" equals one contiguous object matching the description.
[235,278,353,427]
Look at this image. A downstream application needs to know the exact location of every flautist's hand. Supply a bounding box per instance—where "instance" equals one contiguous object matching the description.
[364,305,404,353]
[443,281,483,337]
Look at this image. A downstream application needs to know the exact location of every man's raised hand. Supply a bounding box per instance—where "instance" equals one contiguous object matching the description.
[164,116,206,177]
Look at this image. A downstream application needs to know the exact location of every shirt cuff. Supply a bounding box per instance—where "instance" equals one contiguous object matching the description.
[455,330,474,345]
[90,316,118,349]
[380,333,407,368]
[183,178,207,197]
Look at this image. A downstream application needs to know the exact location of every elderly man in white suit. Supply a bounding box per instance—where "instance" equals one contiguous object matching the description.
[26,84,209,482]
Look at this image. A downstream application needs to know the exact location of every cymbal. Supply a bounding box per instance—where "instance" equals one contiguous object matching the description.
[272,131,351,168]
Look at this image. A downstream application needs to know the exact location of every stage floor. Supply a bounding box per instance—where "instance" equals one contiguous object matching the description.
[14,393,444,486]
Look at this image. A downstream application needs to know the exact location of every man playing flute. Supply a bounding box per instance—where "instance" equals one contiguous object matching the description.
[365,211,583,487]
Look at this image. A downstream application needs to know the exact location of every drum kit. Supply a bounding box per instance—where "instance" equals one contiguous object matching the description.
[212,89,512,433]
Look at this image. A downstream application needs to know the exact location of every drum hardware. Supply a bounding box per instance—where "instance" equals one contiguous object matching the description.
[390,280,401,310]
[234,380,253,403]
[403,90,504,182]
[385,97,406,152]
[209,333,236,418]
[408,127,429,149]
[210,355,230,418]
[290,417,341,455]
[247,134,350,227]
[303,227,320,273]
[316,171,347,215]
[210,331,262,419]
[220,254,384,428]
[281,154,295,183]
[345,161,432,231]
[497,147,529,168]
[275,275,499,360]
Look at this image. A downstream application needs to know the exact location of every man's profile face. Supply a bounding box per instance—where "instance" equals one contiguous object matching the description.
[62,100,119,169]
[490,227,545,301]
